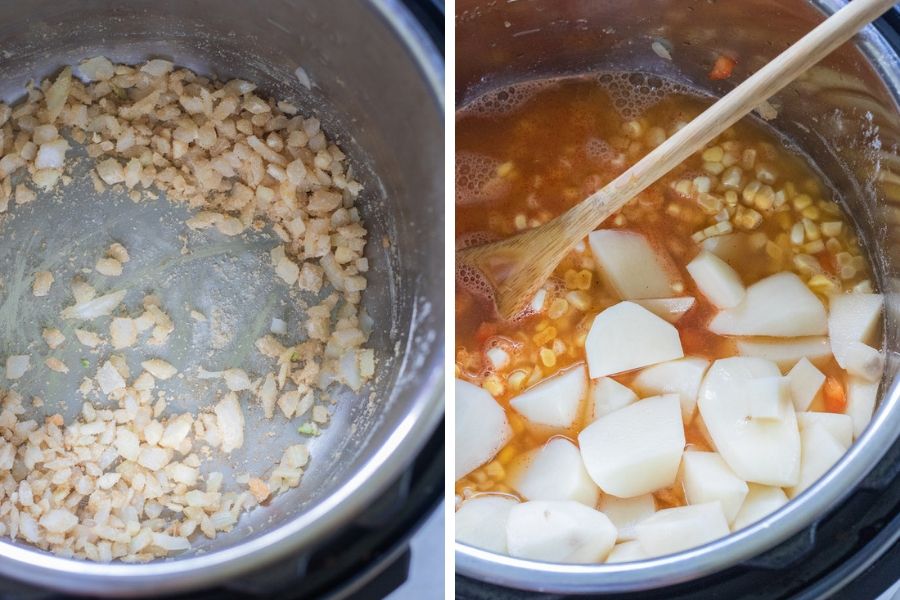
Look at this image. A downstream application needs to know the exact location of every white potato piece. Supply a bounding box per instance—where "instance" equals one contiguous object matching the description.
[509,364,586,429]
[597,493,655,542]
[506,500,617,563]
[633,297,695,323]
[845,376,879,439]
[842,342,884,382]
[787,421,845,498]
[698,357,800,487]
[746,376,790,422]
[709,272,827,337]
[635,502,730,557]
[797,412,853,449]
[456,379,512,479]
[681,452,748,524]
[578,394,685,497]
[736,336,831,370]
[509,438,598,506]
[455,495,518,554]
[787,358,825,412]
[828,293,883,368]
[632,357,709,423]
[585,302,684,378]
[588,229,678,299]
[686,251,745,308]
[732,484,788,531]
[606,540,647,563]
[588,377,637,421]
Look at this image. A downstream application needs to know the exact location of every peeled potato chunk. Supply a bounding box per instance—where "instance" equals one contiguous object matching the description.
[506,500,617,563]
[697,357,800,487]
[709,272,827,337]
[588,377,637,421]
[732,484,788,531]
[797,411,853,449]
[635,502,730,558]
[456,379,512,479]
[633,297,695,323]
[787,358,825,412]
[828,292,883,368]
[598,493,656,542]
[509,364,587,429]
[736,336,831,370]
[606,540,647,563]
[632,357,709,423]
[588,229,678,299]
[509,437,599,506]
[787,421,845,498]
[845,376,879,439]
[681,451,748,524]
[585,302,684,379]
[578,394,685,497]
[456,495,519,554]
[686,251,745,308]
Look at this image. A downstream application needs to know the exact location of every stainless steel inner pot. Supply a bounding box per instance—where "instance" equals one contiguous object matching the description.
[456,0,900,593]
[0,1,443,596]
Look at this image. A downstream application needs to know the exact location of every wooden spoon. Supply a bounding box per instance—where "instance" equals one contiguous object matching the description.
[458,0,897,320]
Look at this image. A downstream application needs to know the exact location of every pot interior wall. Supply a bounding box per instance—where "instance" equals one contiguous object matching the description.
[457,0,900,432]
[456,0,900,589]
[0,0,443,558]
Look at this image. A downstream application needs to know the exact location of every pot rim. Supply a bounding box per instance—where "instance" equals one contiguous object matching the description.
[0,0,445,596]
[454,1,900,593]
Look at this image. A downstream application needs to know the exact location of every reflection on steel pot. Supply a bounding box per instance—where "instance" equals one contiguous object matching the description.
[456,0,900,593]
[0,0,443,596]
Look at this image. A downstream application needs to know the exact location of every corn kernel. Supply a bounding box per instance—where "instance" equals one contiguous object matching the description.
[485,461,505,480]
[548,298,570,320]
[721,166,743,189]
[821,221,843,237]
[576,269,592,290]
[854,280,873,293]
[801,206,820,220]
[734,206,763,230]
[724,190,739,206]
[802,218,820,241]
[564,269,579,290]
[540,348,557,368]
[666,203,681,216]
[742,180,761,205]
[674,179,692,196]
[792,193,813,211]
[765,240,783,260]
[703,161,724,175]
[755,163,777,185]
[574,331,587,348]
[825,237,842,253]
[613,213,627,226]
[533,326,557,346]
[808,274,836,293]
[693,176,712,194]
[691,230,707,243]
[507,370,528,391]
[753,185,775,210]
[697,193,723,214]
[565,290,591,311]
[483,374,505,397]
[741,148,757,169]
[498,445,518,465]
[790,222,805,245]
[552,338,566,355]
[702,146,724,162]
[840,265,857,280]
[497,161,514,177]
[803,239,825,254]
[514,214,527,230]
[645,126,666,147]
[471,469,488,484]
[623,120,643,139]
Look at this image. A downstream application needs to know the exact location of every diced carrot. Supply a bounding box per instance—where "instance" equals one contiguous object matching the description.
[709,55,736,80]
[475,321,499,345]
[823,376,847,413]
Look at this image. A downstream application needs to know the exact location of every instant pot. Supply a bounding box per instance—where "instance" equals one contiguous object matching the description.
[0,0,444,598]
[456,0,900,597]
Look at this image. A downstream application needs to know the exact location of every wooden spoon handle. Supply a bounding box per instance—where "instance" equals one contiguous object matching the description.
[562,0,896,238]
